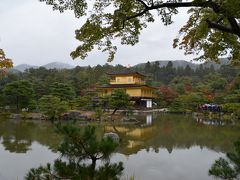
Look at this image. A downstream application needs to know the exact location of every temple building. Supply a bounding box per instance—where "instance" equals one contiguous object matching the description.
[97,71,156,108]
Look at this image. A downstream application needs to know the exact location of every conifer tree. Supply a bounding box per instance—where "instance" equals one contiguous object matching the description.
[25,124,124,179]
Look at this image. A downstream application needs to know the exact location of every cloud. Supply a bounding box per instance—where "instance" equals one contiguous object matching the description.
[0,1,196,67]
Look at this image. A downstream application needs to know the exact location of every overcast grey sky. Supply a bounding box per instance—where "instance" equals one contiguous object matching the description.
[0,0,196,67]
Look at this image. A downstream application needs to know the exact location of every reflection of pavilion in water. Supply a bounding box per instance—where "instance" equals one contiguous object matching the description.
[104,114,155,154]
[146,114,152,125]
[1,114,238,157]
[104,113,240,155]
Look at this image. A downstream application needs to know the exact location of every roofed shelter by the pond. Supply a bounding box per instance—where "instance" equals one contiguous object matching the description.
[97,70,157,108]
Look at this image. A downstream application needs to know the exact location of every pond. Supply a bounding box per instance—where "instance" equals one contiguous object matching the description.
[0,113,239,180]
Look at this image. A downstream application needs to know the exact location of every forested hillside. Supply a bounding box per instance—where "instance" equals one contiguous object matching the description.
[0,61,239,116]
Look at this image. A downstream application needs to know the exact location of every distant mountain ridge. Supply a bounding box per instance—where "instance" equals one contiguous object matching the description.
[14,62,75,72]
[13,64,38,72]
[13,58,230,72]
[43,62,74,69]
[134,58,230,70]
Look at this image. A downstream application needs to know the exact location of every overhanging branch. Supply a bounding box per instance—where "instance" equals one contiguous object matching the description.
[135,0,148,9]
[205,19,235,34]
[227,17,240,36]
[124,1,240,37]
[126,2,195,20]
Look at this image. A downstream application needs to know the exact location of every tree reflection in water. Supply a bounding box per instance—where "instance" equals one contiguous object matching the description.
[0,119,61,153]
[0,114,240,179]
[0,114,240,155]
[194,116,234,126]
[104,114,240,155]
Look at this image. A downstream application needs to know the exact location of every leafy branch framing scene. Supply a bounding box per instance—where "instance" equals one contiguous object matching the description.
[40,0,240,64]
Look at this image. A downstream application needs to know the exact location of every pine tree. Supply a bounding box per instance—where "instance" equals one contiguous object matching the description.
[25,124,123,179]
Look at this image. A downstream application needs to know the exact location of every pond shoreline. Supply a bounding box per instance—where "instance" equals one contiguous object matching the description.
[1,108,238,122]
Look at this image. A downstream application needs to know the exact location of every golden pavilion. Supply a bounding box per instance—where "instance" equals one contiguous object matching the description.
[97,71,156,108]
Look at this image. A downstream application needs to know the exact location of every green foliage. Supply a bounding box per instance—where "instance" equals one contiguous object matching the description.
[40,0,240,64]
[57,125,118,162]
[169,92,207,112]
[28,99,38,111]
[210,78,228,91]
[97,74,110,85]
[95,107,104,121]
[170,76,192,93]
[209,140,240,179]
[214,93,226,104]
[109,89,130,114]
[174,6,240,64]
[224,91,240,103]
[39,95,69,120]
[232,75,240,90]
[50,82,75,101]
[219,65,238,82]
[169,99,186,113]
[25,124,123,179]
[203,73,228,91]
[222,103,240,118]
[209,157,237,180]
[74,96,95,110]
[3,80,34,111]
[178,92,206,111]
[0,60,239,114]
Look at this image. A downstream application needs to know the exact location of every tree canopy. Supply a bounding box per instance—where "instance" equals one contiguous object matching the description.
[108,89,130,114]
[1,62,239,115]
[39,95,69,120]
[3,80,34,112]
[49,82,76,101]
[40,0,240,64]
[209,140,240,179]
[0,48,13,76]
[26,124,123,179]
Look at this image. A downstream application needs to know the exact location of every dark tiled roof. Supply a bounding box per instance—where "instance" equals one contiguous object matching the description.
[97,84,156,89]
[106,70,146,77]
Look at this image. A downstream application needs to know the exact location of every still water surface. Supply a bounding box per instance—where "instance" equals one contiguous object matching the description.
[0,114,239,180]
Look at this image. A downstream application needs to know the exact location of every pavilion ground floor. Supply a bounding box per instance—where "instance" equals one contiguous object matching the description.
[97,85,157,109]
[131,97,154,108]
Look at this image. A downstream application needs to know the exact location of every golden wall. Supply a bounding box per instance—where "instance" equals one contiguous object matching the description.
[126,88,142,97]
[141,88,153,97]
[100,87,155,98]
[110,75,144,85]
